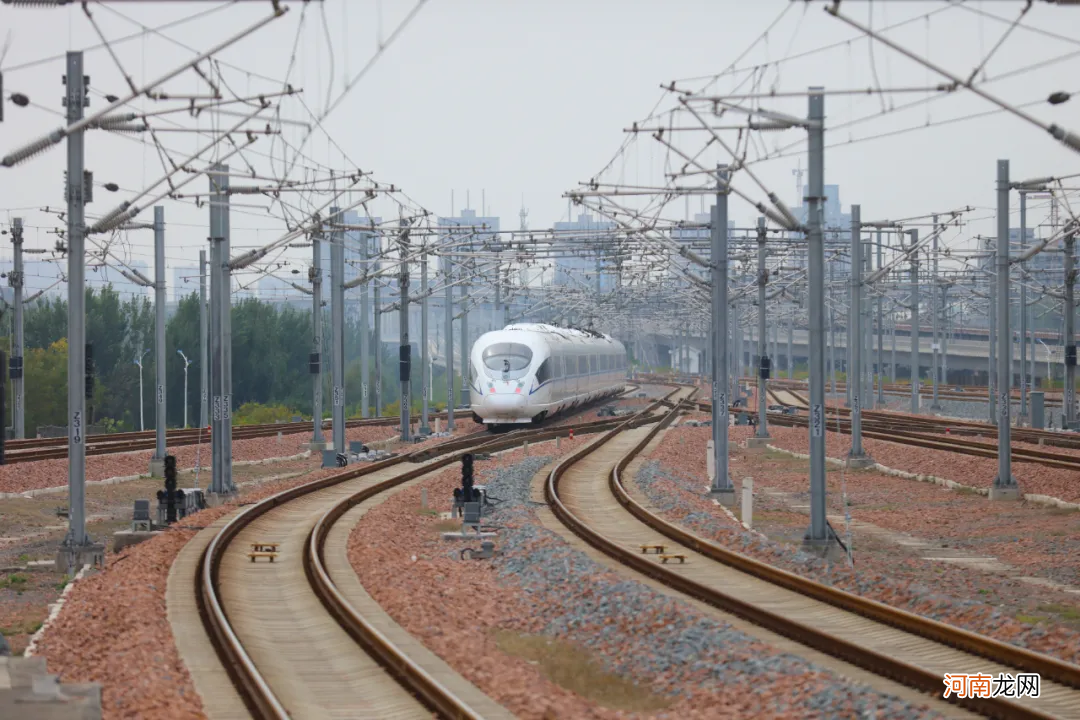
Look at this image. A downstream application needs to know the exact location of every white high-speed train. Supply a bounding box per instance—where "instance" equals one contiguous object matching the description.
[469,323,627,427]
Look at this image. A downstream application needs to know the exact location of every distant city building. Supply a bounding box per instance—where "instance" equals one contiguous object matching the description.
[172,265,199,301]
[551,213,615,290]
[436,209,502,335]
[788,184,852,275]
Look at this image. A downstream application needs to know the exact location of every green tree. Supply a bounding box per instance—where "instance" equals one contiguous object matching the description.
[24,338,68,433]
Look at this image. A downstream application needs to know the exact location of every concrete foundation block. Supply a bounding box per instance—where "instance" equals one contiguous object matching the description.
[148,458,165,478]
[989,485,1021,501]
[308,441,327,452]
[54,544,104,575]
[0,657,102,720]
[204,491,236,508]
[441,531,498,540]
[800,536,848,563]
[112,530,163,553]
[709,488,737,507]
[846,454,876,469]
[745,436,771,449]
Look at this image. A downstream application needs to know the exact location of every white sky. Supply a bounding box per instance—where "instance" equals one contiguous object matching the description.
[1,0,1079,297]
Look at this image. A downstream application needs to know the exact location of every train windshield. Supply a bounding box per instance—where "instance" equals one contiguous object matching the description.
[482,342,533,380]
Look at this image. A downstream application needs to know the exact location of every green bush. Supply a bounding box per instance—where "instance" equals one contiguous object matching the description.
[232,402,302,426]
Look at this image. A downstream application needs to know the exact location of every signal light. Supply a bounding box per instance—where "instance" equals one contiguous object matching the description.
[163,453,177,524]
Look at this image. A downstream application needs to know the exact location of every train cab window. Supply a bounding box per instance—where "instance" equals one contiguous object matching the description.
[482,342,533,380]
[536,358,553,385]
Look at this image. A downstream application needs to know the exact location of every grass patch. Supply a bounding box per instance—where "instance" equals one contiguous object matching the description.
[953,486,983,496]
[0,619,43,636]
[0,573,29,590]
[415,507,440,517]
[1036,604,1080,622]
[434,519,462,533]
[1016,613,1044,625]
[493,630,671,713]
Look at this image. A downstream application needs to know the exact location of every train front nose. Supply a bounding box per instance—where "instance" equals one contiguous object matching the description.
[483,392,527,417]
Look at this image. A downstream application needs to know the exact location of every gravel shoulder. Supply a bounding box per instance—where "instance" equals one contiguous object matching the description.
[642,423,1080,667]
[0,423,402,495]
[347,439,945,718]
[4,424,478,718]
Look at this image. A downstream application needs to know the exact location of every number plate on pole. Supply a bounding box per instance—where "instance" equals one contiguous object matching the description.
[811,404,824,437]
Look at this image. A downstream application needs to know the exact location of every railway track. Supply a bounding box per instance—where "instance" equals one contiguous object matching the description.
[771,378,1065,407]
[1,413,451,464]
[680,388,1080,472]
[545,391,1080,719]
[194,393,669,719]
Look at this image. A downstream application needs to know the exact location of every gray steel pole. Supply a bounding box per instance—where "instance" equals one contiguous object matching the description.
[849,205,868,462]
[331,207,346,452]
[1019,191,1029,418]
[420,249,431,434]
[460,257,469,409]
[219,167,233,493]
[360,228,370,418]
[209,215,223,494]
[787,315,794,379]
[710,168,733,502]
[910,230,920,414]
[61,51,90,557]
[992,159,1017,498]
[804,88,830,547]
[829,260,836,398]
[11,218,24,439]
[863,234,873,409]
[311,229,324,446]
[755,217,770,439]
[443,250,455,431]
[845,241,852,410]
[1065,232,1076,428]
[153,206,167,469]
[929,216,941,410]
[876,231,885,406]
[941,286,949,389]
[199,249,208,430]
[988,235,997,422]
[398,224,411,442]
[374,272,383,416]
[891,312,897,384]
[494,263,501,331]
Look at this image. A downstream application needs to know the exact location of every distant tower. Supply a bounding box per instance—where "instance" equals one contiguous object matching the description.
[519,200,529,231]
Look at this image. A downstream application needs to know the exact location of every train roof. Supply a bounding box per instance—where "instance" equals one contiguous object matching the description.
[502,323,617,343]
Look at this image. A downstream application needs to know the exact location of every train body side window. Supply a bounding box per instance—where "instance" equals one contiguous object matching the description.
[536,358,552,385]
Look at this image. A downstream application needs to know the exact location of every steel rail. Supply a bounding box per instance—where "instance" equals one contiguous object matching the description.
[545,396,1080,720]
[195,390,658,719]
[1,413,454,464]
[301,404,665,719]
